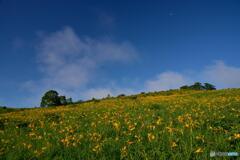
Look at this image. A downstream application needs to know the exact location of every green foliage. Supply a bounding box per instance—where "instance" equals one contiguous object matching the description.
[40,90,73,107]
[0,106,19,114]
[40,90,61,107]
[180,85,189,90]
[180,82,216,91]
[204,83,216,90]
[189,82,205,90]
[73,99,83,104]
[91,98,100,103]
[66,98,73,104]
[59,96,67,105]
[117,94,125,98]
[129,95,138,100]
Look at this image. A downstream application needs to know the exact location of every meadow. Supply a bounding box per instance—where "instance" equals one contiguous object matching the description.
[0,89,240,159]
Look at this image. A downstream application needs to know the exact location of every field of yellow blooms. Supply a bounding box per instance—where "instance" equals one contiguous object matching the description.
[0,89,240,159]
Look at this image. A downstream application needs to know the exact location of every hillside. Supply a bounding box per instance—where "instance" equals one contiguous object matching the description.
[0,89,240,159]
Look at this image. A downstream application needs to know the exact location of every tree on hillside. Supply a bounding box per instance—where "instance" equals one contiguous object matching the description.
[40,90,73,107]
[180,85,189,90]
[59,96,67,105]
[189,82,204,90]
[204,83,216,90]
[66,98,73,104]
[180,82,216,90]
[40,90,61,107]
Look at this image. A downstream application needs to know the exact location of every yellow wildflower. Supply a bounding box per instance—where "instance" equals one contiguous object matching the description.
[147,133,155,142]
[233,133,240,139]
[156,117,163,125]
[92,144,101,153]
[120,146,128,158]
[171,141,177,148]
[195,135,205,142]
[128,124,135,131]
[112,121,120,131]
[177,116,184,123]
[195,148,203,153]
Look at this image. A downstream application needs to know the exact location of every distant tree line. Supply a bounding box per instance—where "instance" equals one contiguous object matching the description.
[40,82,216,107]
[180,82,216,90]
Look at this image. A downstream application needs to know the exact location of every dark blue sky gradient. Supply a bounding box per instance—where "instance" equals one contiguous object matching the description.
[1,0,240,107]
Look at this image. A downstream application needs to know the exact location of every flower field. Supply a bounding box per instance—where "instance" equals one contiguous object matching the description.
[0,89,240,159]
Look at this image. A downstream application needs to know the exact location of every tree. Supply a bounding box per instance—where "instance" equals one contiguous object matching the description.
[107,94,111,98]
[179,82,216,91]
[180,85,189,90]
[40,90,61,107]
[204,83,216,90]
[189,82,204,90]
[66,98,73,104]
[59,96,67,105]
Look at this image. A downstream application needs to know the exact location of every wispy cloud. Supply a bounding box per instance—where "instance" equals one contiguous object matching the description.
[22,26,138,106]
[81,60,240,99]
[145,71,192,91]
[82,87,136,100]
[145,61,240,91]
[202,60,240,88]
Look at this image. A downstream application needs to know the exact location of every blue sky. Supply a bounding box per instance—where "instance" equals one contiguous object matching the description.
[1,0,240,107]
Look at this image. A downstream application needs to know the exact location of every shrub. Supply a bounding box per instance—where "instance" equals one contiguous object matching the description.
[117,94,125,98]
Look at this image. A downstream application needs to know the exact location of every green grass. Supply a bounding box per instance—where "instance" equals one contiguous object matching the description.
[0,89,240,159]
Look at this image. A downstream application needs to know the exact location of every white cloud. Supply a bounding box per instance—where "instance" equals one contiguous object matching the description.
[202,60,240,88]
[36,26,137,89]
[83,88,112,99]
[145,61,240,92]
[22,26,138,106]
[145,71,191,91]
[82,87,137,100]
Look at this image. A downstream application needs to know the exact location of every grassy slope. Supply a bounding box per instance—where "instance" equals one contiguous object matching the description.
[0,89,240,159]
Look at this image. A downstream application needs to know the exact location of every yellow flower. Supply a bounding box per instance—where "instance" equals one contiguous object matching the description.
[91,122,96,128]
[147,133,155,142]
[128,124,135,131]
[233,133,240,139]
[170,141,177,148]
[166,127,174,133]
[177,116,184,123]
[184,124,190,128]
[134,135,142,142]
[195,147,203,153]
[156,117,163,125]
[120,146,128,158]
[112,121,120,131]
[27,144,32,149]
[195,135,205,142]
[92,144,101,153]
